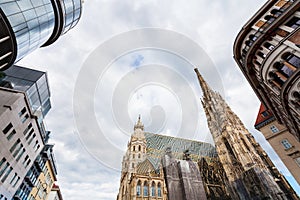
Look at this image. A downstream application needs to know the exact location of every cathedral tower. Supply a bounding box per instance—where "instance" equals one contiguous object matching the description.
[194,68,298,200]
[121,115,147,174]
[117,116,167,200]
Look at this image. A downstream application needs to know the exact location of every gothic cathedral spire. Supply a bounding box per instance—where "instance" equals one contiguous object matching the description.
[194,68,292,200]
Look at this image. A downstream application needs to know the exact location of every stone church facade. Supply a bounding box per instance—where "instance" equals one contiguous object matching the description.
[116,69,299,200]
[194,68,298,200]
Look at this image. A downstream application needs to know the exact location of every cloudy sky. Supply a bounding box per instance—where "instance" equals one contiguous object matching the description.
[18,0,299,199]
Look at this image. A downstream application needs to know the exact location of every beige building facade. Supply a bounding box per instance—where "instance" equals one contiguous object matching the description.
[234,0,300,139]
[255,104,300,184]
[233,0,300,186]
[117,117,168,200]
[0,88,45,200]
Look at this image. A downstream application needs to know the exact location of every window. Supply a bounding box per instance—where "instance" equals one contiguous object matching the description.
[138,145,141,151]
[13,144,23,158]
[295,157,300,167]
[257,51,266,59]
[137,180,141,196]
[10,139,20,153]
[270,9,282,17]
[25,129,34,140]
[265,15,276,23]
[132,154,135,159]
[7,129,16,141]
[143,181,148,196]
[138,154,140,159]
[1,166,12,183]
[151,182,156,196]
[2,123,13,134]
[270,125,279,133]
[35,144,40,152]
[22,155,29,165]
[0,162,9,177]
[261,110,269,117]
[133,146,135,151]
[10,173,17,184]
[0,158,6,168]
[18,107,26,117]
[263,42,275,50]
[28,133,36,145]
[132,163,134,168]
[284,53,300,68]
[16,148,25,162]
[23,123,32,135]
[21,114,29,123]
[157,182,162,197]
[285,17,300,29]
[281,139,292,149]
[25,159,31,168]
[13,176,20,187]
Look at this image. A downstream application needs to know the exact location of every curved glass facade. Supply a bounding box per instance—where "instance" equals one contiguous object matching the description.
[61,0,82,34]
[0,1,55,62]
[0,0,82,69]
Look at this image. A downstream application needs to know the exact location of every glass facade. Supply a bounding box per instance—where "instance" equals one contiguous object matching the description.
[0,0,56,62]
[0,65,51,119]
[0,0,82,69]
[61,0,82,34]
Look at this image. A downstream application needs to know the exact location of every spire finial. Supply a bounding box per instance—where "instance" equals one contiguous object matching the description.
[194,67,211,100]
[134,114,144,131]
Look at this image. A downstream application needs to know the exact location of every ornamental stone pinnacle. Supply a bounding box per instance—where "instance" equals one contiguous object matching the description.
[134,114,144,131]
[194,67,298,200]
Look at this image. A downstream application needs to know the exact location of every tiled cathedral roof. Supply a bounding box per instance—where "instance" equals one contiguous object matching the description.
[144,132,217,169]
[136,159,156,175]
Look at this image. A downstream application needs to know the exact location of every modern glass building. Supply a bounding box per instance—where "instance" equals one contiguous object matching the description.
[0,65,51,120]
[0,0,82,70]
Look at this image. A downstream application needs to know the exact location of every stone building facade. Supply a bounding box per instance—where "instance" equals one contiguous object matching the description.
[233,0,300,188]
[195,68,298,200]
[116,116,221,200]
[233,0,300,140]
[255,104,300,184]
[117,68,299,200]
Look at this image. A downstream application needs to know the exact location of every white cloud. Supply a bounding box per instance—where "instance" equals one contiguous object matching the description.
[17,0,300,199]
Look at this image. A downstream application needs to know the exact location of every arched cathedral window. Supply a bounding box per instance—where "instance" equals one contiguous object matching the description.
[151,181,156,196]
[143,181,148,196]
[157,182,162,197]
[137,180,141,196]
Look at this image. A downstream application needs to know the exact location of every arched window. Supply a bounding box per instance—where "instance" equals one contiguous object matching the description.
[137,180,141,196]
[132,154,135,159]
[282,52,300,69]
[270,9,282,17]
[138,153,140,159]
[292,91,300,100]
[151,182,156,196]
[269,71,285,88]
[143,181,148,196]
[157,182,162,197]
[274,62,294,77]
[257,51,266,59]
[263,42,274,50]
[138,145,141,151]
[249,34,257,41]
[133,146,135,151]
[264,15,275,23]
[285,17,300,29]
